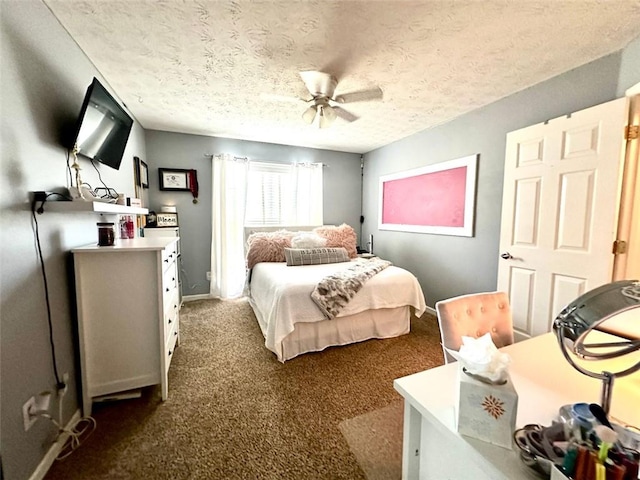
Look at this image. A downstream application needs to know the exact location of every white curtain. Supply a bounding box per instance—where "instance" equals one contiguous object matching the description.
[290,162,323,225]
[210,154,249,299]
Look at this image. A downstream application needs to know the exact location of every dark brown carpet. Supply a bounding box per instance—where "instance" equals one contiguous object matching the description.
[339,400,404,480]
[45,298,443,480]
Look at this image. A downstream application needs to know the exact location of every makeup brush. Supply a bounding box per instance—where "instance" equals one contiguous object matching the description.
[589,403,613,429]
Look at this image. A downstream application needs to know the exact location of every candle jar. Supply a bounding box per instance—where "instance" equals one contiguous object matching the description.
[97,222,115,246]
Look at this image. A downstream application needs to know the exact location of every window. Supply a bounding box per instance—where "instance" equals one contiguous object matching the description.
[244,161,323,226]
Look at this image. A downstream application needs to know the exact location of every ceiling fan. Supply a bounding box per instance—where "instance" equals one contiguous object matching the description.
[266,71,383,128]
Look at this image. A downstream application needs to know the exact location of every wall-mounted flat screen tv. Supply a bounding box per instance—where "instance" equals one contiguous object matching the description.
[70,77,133,170]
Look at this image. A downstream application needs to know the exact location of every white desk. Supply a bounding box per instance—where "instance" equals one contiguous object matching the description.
[394,332,640,480]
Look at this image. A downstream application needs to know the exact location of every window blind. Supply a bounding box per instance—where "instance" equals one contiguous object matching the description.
[245,161,323,226]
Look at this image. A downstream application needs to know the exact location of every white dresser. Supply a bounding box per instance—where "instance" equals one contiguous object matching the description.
[72,237,181,416]
[143,227,182,306]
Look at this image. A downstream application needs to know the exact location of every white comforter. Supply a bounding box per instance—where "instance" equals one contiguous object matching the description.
[248,260,426,361]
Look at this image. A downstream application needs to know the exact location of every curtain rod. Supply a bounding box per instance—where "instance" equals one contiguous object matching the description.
[203,154,327,167]
[203,154,248,161]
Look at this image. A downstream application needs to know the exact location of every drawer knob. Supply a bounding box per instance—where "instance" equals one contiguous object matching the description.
[165,287,170,292]
[174,331,178,336]
[168,350,172,356]
[164,259,169,263]
[168,319,172,324]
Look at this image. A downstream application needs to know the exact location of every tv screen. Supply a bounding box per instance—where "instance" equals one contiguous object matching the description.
[70,77,133,170]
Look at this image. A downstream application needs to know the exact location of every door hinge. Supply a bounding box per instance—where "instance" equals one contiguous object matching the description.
[625,125,639,140]
[612,240,628,255]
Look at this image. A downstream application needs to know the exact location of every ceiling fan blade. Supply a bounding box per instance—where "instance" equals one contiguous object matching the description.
[323,105,337,122]
[259,93,308,104]
[299,71,337,97]
[333,87,383,104]
[302,105,317,124]
[332,106,359,123]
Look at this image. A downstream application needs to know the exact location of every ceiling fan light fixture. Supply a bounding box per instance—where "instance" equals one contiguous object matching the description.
[318,105,337,129]
[302,105,317,124]
[318,107,329,129]
[323,104,337,122]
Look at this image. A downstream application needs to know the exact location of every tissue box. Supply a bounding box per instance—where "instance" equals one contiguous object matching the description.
[456,366,518,449]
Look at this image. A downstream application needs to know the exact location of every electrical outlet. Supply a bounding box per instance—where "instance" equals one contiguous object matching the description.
[206,271,211,281]
[23,397,37,431]
[58,372,69,396]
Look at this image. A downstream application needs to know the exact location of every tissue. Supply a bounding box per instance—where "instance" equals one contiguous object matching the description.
[445,332,511,383]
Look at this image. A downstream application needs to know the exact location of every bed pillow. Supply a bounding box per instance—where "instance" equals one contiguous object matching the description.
[284,247,350,266]
[313,224,358,258]
[246,230,296,269]
[291,232,327,249]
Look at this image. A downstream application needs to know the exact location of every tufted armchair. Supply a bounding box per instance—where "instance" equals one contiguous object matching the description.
[435,291,514,364]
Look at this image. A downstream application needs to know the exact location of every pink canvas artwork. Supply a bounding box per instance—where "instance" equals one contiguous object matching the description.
[382,166,467,227]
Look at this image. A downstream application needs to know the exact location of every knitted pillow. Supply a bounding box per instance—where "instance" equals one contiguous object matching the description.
[284,247,350,266]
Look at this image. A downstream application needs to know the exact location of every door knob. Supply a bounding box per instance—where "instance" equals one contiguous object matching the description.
[500,252,513,260]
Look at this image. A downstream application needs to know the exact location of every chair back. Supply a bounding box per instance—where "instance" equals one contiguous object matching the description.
[435,291,514,364]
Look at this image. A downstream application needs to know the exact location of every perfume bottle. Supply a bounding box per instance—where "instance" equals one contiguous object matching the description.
[126,215,135,239]
[119,216,128,239]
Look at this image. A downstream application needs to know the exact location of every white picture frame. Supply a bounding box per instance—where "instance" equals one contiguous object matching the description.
[378,154,478,237]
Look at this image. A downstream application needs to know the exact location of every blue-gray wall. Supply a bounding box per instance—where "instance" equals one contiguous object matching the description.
[362,38,640,308]
[1,1,638,478]
[144,131,362,296]
[1,2,147,479]
[618,36,640,96]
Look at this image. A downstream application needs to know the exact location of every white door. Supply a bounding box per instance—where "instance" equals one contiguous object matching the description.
[497,97,629,340]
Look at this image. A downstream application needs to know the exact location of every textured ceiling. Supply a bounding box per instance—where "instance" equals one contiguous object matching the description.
[44,0,640,154]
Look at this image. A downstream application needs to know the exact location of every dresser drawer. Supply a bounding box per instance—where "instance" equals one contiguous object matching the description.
[165,320,179,372]
[162,275,180,313]
[162,263,178,304]
[161,243,178,272]
[163,293,179,338]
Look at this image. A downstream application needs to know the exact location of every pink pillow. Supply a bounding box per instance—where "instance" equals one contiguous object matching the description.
[246,230,296,269]
[313,224,358,258]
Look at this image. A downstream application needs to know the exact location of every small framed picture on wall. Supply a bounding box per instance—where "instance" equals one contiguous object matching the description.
[134,156,149,189]
[159,168,191,191]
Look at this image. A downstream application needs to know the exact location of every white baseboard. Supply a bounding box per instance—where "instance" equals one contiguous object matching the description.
[182,293,214,302]
[29,409,82,480]
[425,305,436,316]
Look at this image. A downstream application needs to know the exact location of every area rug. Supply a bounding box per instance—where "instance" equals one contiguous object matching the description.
[339,399,404,480]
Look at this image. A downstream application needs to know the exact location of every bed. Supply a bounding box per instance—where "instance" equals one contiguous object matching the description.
[245,225,426,362]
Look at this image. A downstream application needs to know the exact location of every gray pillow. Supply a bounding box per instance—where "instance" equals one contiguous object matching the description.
[284,247,350,266]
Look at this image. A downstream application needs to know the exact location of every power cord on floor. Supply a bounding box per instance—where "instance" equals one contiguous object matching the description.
[30,408,97,460]
[55,417,97,460]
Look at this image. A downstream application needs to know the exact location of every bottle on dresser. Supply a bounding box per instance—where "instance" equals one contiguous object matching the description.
[119,215,135,239]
